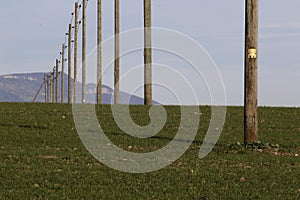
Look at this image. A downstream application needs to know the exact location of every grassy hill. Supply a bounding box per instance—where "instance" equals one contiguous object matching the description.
[0,103,299,199]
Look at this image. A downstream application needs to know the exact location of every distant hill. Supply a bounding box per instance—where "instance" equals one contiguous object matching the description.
[0,73,159,104]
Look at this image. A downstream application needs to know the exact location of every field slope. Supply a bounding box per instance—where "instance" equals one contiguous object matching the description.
[0,103,299,199]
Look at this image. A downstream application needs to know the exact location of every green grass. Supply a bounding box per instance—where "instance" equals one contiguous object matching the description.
[0,103,299,199]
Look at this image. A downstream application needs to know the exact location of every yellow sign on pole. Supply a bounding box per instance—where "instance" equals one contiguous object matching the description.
[248,48,257,59]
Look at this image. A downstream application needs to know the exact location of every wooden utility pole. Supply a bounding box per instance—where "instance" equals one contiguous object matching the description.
[82,0,87,103]
[61,44,65,103]
[46,75,49,103]
[97,0,102,104]
[32,82,44,102]
[51,70,55,103]
[244,0,259,143]
[44,74,47,103]
[74,2,79,104]
[144,0,152,105]
[47,75,50,103]
[114,0,120,104]
[55,59,59,103]
[68,24,72,104]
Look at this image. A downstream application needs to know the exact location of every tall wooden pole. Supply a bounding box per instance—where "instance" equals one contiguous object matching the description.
[82,0,87,103]
[47,75,50,103]
[51,70,55,103]
[74,2,79,104]
[97,0,102,104]
[49,73,52,103]
[114,0,120,104]
[61,44,65,103]
[44,74,47,103]
[55,59,59,103]
[68,24,72,104]
[144,0,152,105]
[244,0,259,143]
[48,72,51,103]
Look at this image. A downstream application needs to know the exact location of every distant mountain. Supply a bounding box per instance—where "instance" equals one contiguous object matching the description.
[0,73,43,102]
[0,72,159,104]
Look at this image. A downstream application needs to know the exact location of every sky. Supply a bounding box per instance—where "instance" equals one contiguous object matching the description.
[0,0,300,106]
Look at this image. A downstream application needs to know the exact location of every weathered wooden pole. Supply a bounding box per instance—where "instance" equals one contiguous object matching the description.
[61,44,65,103]
[97,0,102,104]
[55,59,59,103]
[114,0,120,104]
[82,0,87,103]
[48,74,51,103]
[244,0,259,143]
[51,70,55,103]
[144,0,152,105]
[74,2,79,103]
[44,74,47,103]
[68,24,72,104]
[32,82,44,102]
[46,75,49,103]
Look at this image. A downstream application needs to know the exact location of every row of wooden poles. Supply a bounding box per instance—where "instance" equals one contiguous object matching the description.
[34,0,259,143]
[36,0,152,105]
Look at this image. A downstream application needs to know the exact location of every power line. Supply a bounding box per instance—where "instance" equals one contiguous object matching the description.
[43,0,90,104]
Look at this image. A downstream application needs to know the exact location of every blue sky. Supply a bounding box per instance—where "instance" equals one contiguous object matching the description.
[0,0,299,106]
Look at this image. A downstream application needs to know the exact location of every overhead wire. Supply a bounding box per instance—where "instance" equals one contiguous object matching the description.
[56,0,84,70]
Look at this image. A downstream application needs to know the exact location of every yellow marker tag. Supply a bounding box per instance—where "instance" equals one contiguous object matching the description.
[248,48,257,59]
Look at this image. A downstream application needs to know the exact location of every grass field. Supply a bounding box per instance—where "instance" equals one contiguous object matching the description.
[0,103,299,199]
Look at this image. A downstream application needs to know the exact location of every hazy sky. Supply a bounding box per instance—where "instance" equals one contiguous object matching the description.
[1,1,299,106]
